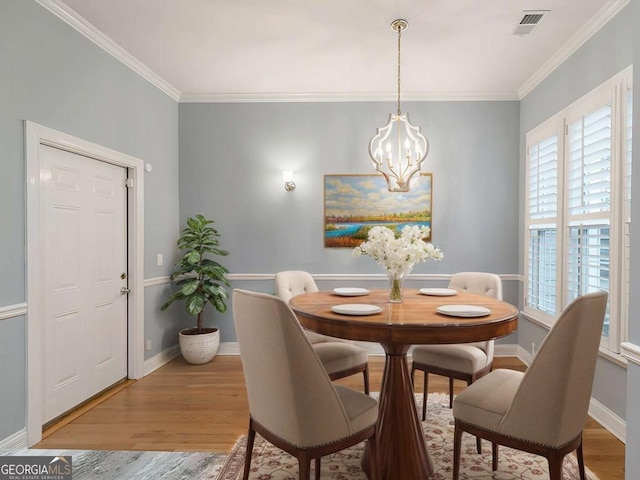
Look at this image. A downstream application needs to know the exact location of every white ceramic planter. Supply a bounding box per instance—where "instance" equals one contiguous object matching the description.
[179,328,220,364]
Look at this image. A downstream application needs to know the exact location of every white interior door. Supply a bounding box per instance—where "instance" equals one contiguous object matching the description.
[40,144,128,422]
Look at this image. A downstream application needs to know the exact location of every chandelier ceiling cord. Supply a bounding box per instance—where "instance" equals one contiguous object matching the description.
[368,19,429,193]
[396,19,402,116]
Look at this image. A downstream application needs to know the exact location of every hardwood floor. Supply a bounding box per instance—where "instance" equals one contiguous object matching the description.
[36,355,625,480]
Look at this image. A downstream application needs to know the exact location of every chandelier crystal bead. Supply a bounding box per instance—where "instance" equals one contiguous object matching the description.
[368,19,429,193]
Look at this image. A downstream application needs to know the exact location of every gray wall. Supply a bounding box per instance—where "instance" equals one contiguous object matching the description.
[4,0,637,467]
[178,101,521,341]
[626,0,640,476]
[519,3,634,423]
[0,0,180,440]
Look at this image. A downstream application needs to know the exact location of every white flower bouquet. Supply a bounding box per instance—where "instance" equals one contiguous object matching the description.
[353,225,443,301]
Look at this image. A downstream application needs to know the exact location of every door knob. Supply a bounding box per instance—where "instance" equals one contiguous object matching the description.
[120,287,130,295]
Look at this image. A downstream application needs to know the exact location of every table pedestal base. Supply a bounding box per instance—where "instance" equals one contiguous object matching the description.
[364,344,433,480]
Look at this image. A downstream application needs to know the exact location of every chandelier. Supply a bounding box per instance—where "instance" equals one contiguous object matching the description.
[368,19,429,193]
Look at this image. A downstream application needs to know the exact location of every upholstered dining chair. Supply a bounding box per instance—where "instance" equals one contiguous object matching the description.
[233,289,379,480]
[452,291,608,480]
[411,272,503,421]
[275,270,370,394]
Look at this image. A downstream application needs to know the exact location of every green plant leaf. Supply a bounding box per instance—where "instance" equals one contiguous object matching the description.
[161,291,185,311]
[186,217,200,231]
[203,282,227,299]
[163,214,229,320]
[186,294,205,315]
[200,266,229,284]
[212,296,227,313]
[180,279,199,296]
[186,250,200,265]
[201,259,229,269]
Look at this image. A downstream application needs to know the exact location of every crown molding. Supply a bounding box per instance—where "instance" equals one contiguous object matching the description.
[179,91,518,103]
[35,0,181,101]
[35,0,628,105]
[518,0,630,99]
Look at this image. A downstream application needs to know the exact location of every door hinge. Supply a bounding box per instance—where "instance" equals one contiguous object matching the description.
[125,178,134,188]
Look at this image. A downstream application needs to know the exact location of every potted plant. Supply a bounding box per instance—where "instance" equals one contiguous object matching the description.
[161,214,230,364]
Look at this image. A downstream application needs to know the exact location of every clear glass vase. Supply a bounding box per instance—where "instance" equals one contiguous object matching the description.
[388,272,405,303]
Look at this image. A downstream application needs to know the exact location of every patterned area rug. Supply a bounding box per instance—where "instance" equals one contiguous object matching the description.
[217,393,599,480]
[4,449,226,479]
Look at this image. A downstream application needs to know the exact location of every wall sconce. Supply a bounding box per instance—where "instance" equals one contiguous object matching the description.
[282,171,296,191]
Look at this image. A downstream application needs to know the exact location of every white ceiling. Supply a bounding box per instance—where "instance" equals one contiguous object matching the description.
[50,0,624,101]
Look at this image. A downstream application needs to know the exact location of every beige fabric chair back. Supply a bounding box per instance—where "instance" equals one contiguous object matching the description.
[275,270,319,302]
[500,291,608,447]
[275,270,328,344]
[232,289,353,447]
[448,272,503,357]
[448,271,503,300]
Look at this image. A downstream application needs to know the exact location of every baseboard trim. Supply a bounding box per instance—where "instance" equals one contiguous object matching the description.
[217,342,240,355]
[142,342,243,372]
[0,429,28,450]
[515,344,534,366]
[143,345,180,376]
[217,342,524,358]
[218,342,524,358]
[589,397,626,444]
[494,344,520,357]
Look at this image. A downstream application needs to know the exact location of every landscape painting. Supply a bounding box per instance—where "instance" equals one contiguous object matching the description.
[324,174,432,248]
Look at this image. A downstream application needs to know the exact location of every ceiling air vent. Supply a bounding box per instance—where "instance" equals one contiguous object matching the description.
[513,10,550,36]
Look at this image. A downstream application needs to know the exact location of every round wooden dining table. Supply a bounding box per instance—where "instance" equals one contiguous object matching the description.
[290,288,518,480]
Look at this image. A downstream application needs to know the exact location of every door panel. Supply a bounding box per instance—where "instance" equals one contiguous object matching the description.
[41,144,128,422]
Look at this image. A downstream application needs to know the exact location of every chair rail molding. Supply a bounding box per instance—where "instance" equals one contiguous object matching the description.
[621,342,640,366]
[0,303,28,322]
[182,273,522,282]
[144,276,171,287]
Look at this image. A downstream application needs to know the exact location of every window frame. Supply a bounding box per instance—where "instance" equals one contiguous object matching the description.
[525,118,565,326]
[523,66,633,356]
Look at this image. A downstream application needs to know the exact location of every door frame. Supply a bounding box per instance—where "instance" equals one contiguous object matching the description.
[25,121,145,446]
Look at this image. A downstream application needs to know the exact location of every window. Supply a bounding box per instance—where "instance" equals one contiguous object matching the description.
[526,133,559,317]
[524,66,632,354]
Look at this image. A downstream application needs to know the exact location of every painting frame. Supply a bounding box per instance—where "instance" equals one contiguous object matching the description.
[324,173,433,248]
